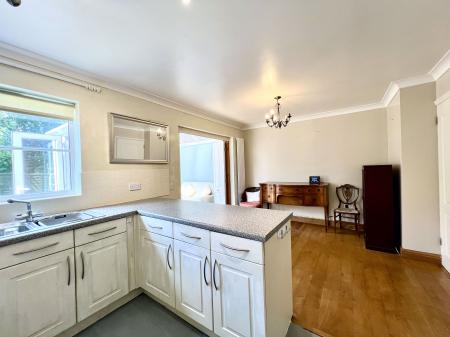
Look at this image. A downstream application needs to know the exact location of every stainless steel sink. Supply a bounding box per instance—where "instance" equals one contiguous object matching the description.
[36,212,101,227]
[0,221,41,238]
[0,211,104,239]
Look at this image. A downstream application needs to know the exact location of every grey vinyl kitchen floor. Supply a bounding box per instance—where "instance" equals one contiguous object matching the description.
[76,294,318,337]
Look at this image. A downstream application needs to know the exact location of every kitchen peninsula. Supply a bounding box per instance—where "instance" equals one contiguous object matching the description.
[0,198,293,337]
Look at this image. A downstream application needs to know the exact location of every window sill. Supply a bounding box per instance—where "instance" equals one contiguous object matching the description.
[0,191,82,205]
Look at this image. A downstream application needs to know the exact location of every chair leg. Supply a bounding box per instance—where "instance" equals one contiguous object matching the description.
[333,212,337,233]
[358,215,361,237]
[355,215,359,237]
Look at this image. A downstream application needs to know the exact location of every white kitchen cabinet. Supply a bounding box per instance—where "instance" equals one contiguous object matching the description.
[76,232,129,321]
[0,249,76,337]
[138,230,175,307]
[174,240,213,330]
[211,251,265,337]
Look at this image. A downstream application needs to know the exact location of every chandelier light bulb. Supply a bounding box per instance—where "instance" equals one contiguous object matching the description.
[156,127,166,140]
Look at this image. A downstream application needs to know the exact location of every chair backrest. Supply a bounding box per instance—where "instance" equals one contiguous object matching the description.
[336,184,359,209]
[241,187,261,202]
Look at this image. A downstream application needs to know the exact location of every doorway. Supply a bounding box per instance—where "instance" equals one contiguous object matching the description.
[437,96,450,272]
[179,132,230,205]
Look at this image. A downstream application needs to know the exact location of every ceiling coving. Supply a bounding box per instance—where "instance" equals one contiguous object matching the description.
[0,0,449,128]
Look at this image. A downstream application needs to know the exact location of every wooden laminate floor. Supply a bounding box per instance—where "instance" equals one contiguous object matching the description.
[291,223,450,337]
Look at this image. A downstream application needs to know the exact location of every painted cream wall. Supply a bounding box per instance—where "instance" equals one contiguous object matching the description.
[436,69,450,98]
[0,65,242,223]
[386,92,402,168]
[244,109,388,219]
[399,82,440,254]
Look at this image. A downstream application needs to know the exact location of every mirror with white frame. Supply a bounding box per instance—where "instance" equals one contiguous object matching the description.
[109,113,169,163]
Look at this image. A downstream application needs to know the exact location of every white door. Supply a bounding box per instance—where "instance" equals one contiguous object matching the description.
[437,97,450,272]
[139,231,175,307]
[211,252,266,337]
[76,233,129,321]
[0,249,76,337]
[174,240,213,330]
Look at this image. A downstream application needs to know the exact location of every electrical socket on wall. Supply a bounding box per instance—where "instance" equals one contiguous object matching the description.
[277,223,290,239]
[129,183,142,191]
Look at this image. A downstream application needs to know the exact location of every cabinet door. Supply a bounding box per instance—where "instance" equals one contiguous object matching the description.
[138,230,175,307]
[174,240,212,330]
[0,249,76,337]
[212,252,265,337]
[76,233,129,321]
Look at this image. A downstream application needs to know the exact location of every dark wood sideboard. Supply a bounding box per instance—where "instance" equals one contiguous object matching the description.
[259,182,329,226]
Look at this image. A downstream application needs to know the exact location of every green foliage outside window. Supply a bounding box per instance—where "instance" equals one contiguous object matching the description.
[0,110,67,195]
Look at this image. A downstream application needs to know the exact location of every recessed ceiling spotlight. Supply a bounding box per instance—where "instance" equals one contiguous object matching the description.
[182,0,191,6]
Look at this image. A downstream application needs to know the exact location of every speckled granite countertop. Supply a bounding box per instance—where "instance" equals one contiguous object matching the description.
[0,198,293,247]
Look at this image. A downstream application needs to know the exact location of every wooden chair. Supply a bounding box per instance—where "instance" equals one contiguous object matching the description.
[333,184,361,235]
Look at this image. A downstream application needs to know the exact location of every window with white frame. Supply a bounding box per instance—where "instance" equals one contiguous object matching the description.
[0,86,81,201]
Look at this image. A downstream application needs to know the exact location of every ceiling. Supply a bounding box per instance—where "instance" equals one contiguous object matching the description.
[0,0,449,128]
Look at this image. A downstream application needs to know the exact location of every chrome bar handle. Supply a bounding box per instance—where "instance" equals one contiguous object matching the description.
[203,256,210,286]
[220,242,250,253]
[12,242,59,256]
[67,255,71,286]
[88,226,117,236]
[167,244,172,270]
[213,260,219,290]
[81,251,85,280]
[181,232,201,240]
[149,225,163,229]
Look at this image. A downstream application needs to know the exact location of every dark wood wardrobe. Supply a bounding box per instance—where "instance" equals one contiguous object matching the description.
[362,165,401,253]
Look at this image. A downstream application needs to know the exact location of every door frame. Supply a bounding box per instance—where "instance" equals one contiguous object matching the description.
[437,92,450,272]
[224,141,231,204]
[178,128,232,205]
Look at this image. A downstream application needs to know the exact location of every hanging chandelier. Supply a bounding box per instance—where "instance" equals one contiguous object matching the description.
[265,96,292,128]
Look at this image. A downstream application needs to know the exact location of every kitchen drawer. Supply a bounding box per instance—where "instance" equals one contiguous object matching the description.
[211,232,264,265]
[75,218,126,246]
[140,216,173,238]
[0,231,74,269]
[174,222,210,249]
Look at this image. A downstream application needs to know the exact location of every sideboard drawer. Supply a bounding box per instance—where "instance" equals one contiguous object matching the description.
[75,218,127,246]
[263,193,275,203]
[277,195,303,206]
[140,216,173,238]
[303,195,324,206]
[261,184,275,203]
[0,231,74,269]
[211,232,263,265]
[304,186,324,194]
[276,186,303,195]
